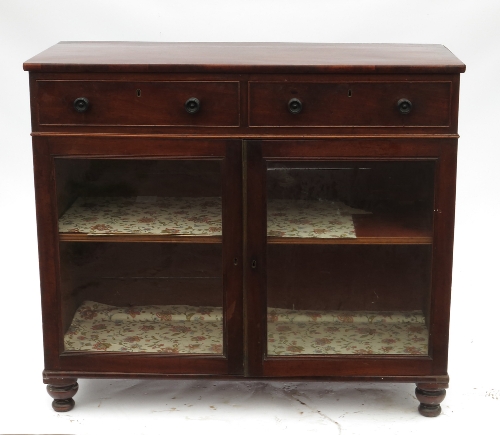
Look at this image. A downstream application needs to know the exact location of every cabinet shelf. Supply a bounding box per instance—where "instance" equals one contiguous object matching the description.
[267,307,428,355]
[59,234,222,243]
[65,301,224,354]
[58,196,223,243]
[267,199,431,244]
[268,214,433,245]
[64,301,427,356]
[59,196,431,244]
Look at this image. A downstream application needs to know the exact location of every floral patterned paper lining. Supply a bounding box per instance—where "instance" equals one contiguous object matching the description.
[59,197,223,236]
[64,301,223,354]
[267,199,370,238]
[267,307,428,355]
[64,301,427,355]
[59,197,370,238]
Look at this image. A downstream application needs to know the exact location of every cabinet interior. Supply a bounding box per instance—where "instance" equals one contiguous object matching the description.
[55,158,222,216]
[55,155,434,356]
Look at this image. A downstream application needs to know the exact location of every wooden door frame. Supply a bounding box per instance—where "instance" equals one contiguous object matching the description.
[244,138,457,378]
[33,135,243,377]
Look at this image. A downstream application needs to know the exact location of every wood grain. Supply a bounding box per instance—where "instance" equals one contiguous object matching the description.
[27,44,462,412]
[249,81,451,127]
[59,234,222,243]
[38,80,240,127]
[24,42,465,74]
[268,213,433,245]
[29,72,461,136]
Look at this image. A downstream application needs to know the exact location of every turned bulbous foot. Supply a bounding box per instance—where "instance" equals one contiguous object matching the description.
[46,378,79,412]
[415,383,447,417]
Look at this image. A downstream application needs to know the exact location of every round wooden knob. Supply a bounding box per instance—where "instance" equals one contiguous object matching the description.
[398,98,412,114]
[185,97,201,114]
[73,97,89,113]
[288,98,303,114]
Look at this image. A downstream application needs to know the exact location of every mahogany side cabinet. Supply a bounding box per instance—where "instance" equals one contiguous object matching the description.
[24,42,465,416]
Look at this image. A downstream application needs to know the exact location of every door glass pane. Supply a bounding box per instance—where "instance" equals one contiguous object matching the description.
[56,159,224,355]
[266,161,434,356]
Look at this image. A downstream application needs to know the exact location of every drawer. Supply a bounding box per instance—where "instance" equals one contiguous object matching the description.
[37,80,240,126]
[248,81,451,127]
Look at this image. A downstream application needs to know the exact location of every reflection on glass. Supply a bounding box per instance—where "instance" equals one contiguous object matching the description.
[56,159,224,354]
[266,161,434,356]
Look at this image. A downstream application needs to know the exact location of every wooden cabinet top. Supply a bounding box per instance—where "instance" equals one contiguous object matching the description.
[23,42,465,74]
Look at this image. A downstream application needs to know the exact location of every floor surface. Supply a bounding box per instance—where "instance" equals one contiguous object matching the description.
[1,376,498,434]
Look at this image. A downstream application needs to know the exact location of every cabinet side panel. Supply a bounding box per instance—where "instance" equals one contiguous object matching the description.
[450,75,461,134]
[33,137,62,369]
[29,73,39,132]
[429,141,458,373]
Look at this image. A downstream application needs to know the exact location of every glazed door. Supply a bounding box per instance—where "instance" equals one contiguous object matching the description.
[245,139,457,377]
[34,137,243,376]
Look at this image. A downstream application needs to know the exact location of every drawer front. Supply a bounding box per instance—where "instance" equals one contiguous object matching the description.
[37,80,240,126]
[248,81,451,127]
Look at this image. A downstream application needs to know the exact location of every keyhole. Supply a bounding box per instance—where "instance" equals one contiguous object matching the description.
[233,258,238,265]
[251,260,257,269]
[348,89,352,97]
[136,89,141,97]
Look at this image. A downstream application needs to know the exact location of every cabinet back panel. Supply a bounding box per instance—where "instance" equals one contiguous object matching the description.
[54,158,222,217]
[267,245,432,312]
[267,160,435,214]
[59,243,223,332]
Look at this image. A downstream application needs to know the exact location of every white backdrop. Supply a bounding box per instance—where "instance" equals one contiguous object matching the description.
[1,1,499,433]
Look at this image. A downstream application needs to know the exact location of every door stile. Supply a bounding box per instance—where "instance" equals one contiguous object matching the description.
[244,141,267,376]
[222,141,244,374]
